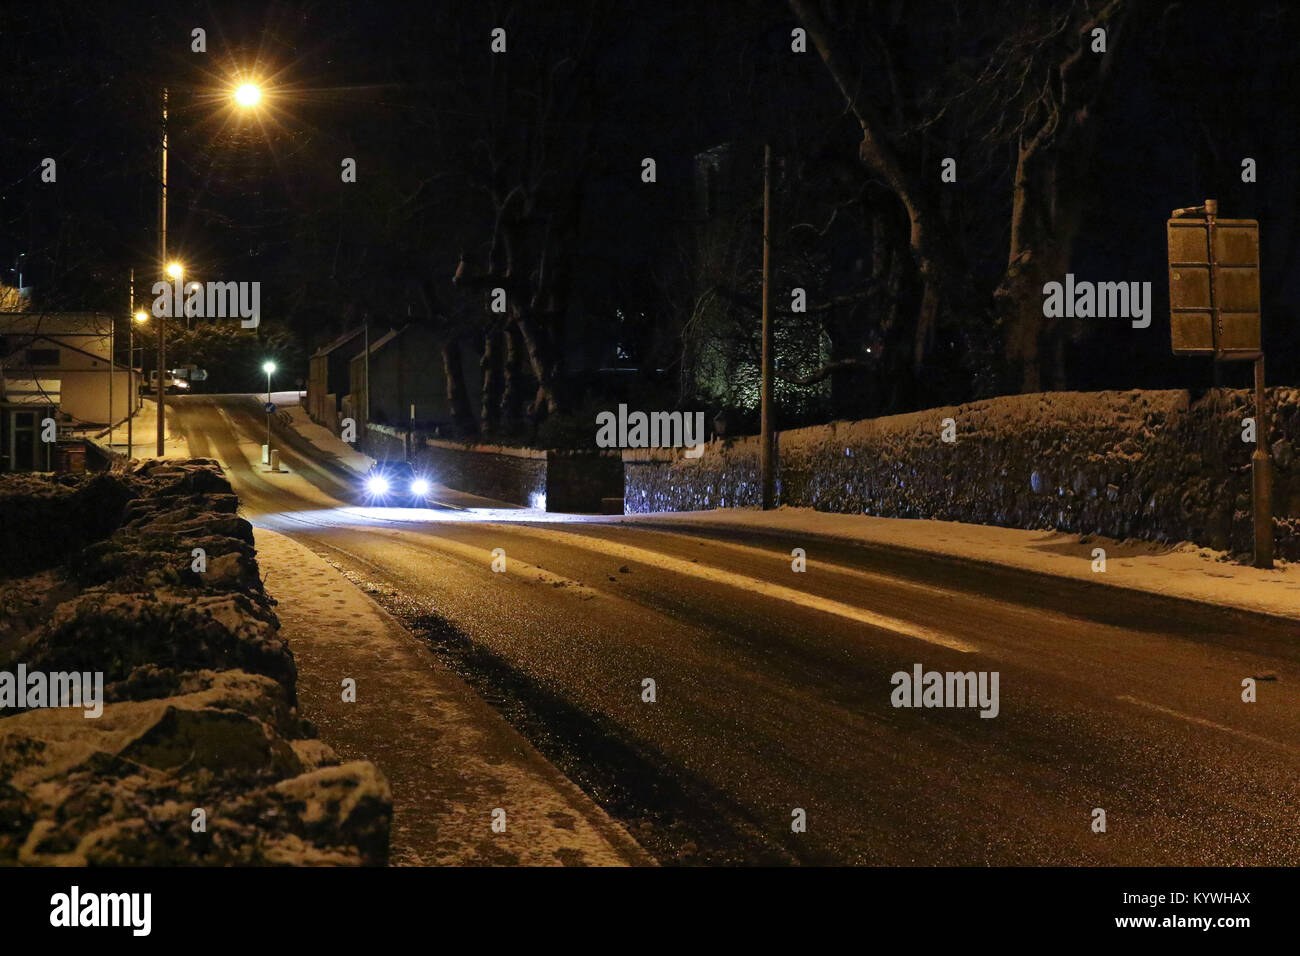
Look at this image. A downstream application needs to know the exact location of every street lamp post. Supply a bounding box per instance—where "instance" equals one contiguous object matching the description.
[156,87,168,457]
[183,279,205,335]
[760,144,775,510]
[153,81,265,457]
[129,309,148,458]
[108,309,114,441]
[263,360,276,469]
[128,269,134,456]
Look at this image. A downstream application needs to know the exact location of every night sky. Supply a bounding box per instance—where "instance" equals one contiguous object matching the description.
[3,0,1297,414]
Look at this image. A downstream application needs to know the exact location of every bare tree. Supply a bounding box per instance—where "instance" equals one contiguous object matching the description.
[788,0,1140,393]
[449,2,605,426]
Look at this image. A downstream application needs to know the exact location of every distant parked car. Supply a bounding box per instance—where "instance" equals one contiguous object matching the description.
[363,460,432,506]
[142,369,188,394]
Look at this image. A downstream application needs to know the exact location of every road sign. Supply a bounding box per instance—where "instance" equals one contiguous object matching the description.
[171,364,207,382]
[264,402,276,413]
[1167,209,1261,359]
[1168,199,1272,569]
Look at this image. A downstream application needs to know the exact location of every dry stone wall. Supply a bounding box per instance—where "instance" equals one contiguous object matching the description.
[0,460,392,865]
[623,389,1300,560]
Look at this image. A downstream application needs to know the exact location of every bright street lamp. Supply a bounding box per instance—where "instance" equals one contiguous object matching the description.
[234,83,262,108]
[156,74,270,455]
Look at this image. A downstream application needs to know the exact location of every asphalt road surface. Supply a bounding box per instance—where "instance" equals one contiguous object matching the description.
[172,393,1300,866]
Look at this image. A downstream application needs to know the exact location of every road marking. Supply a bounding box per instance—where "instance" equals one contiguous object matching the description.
[626,530,1115,638]
[1116,695,1294,751]
[496,526,976,652]
[382,533,599,599]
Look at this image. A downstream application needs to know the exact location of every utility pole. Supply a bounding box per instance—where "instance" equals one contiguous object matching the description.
[107,310,114,442]
[406,403,414,460]
[156,87,168,457]
[128,269,134,458]
[760,144,775,510]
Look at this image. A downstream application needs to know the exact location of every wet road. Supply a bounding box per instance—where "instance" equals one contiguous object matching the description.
[173,393,1300,865]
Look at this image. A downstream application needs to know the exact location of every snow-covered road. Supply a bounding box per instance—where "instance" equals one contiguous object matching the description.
[169,393,1300,866]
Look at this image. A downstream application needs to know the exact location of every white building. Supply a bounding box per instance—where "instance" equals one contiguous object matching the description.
[0,313,136,469]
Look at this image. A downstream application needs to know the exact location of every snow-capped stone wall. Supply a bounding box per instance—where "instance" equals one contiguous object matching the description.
[623,388,1300,560]
[0,460,392,865]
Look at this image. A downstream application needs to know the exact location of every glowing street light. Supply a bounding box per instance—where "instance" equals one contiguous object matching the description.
[234,83,262,108]
[155,74,272,455]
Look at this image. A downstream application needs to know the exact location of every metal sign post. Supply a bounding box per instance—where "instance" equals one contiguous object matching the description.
[1252,356,1271,568]
[1167,199,1271,568]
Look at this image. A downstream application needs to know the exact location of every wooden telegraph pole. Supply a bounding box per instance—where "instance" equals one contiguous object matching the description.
[760,144,775,510]
[156,87,168,457]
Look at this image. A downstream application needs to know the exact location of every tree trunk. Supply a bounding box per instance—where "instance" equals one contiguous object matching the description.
[442,335,475,436]
[998,132,1088,393]
[513,310,562,419]
[479,330,502,435]
[500,323,525,433]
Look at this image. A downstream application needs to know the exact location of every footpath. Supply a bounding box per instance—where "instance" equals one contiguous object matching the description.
[90,397,191,459]
[255,528,651,866]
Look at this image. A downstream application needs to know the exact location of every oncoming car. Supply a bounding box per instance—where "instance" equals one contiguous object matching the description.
[363,461,433,506]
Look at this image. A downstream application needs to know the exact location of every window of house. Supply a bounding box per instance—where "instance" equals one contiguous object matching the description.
[26,348,59,366]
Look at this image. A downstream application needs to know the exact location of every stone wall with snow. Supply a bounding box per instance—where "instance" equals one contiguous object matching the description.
[623,388,1300,560]
[0,460,392,865]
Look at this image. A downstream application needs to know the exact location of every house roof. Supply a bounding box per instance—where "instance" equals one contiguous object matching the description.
[0,312,110,337]
[310,325,365,359]
[348,328,400,362]
[1,332,125,370]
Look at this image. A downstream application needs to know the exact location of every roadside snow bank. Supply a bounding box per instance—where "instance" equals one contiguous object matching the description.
[285,405,374,476]
[618,507,1300,622]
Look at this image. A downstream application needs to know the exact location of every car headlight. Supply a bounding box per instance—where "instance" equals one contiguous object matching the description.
[410,479,430,496]
[367,475,389,495]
